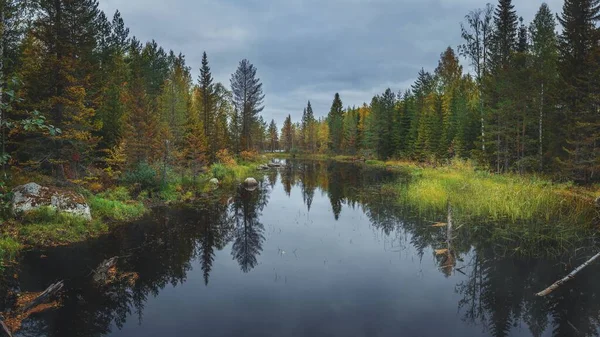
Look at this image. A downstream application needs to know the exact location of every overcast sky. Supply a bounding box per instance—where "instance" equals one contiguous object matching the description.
[98,0,563,126]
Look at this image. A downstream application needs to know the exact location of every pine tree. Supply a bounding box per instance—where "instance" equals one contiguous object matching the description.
[268,119,278,152]
[158,52,191,150]
[558,0,600,181]
[435,47,463,158]
[342,107,359,154]
[491,0,519,69]
[26,0,103,178]
[182,108,207,183]
[487,0,519,172]
[96,10,130,150]
[372,89,396,159]
[281,114,293,152]
[300,107,307,151]
[230,59,264,152]
[199,51,216,159]
[304,101,316,152]
[327,93,344,153]
[459,4,494,153]
[229,107,242,154]
[213,83,232,153]
[530,3,558,170]
[122,38,160,166]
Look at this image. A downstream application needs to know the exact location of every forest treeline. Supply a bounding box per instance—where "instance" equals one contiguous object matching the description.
[0,0,267,184]
[280,0,600,183]
[0,0,599,184]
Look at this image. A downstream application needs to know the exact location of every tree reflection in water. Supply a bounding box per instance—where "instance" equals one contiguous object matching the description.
[3,159,600,337]
[231,184,268,273]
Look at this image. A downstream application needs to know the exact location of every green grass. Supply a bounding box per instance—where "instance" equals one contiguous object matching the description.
[18,207,108,246]
[209,162,255,186]
[0,237,22,261]
[88,187,147,221]
[393,160,596,225]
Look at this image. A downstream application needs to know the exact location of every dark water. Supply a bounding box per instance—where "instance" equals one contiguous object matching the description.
[3,160,600,337]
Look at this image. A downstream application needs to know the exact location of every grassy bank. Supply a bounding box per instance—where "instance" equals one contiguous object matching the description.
[0,159,262,263]
[270,152,598,225]
[391,161,597,224]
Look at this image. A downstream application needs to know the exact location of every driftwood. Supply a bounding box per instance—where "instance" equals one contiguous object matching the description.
[93,257,118,284]
[536,251,600,296]
[20,281,64,314]
[0,318,12,337]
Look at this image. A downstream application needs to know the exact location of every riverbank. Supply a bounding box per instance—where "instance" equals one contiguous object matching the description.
[0,159,264,263]
[267,152,599,226]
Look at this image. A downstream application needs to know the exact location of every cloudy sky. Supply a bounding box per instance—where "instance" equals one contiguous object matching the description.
[98,0,562,125]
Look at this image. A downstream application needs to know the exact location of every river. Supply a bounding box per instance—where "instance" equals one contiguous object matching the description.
[3,160,600,337]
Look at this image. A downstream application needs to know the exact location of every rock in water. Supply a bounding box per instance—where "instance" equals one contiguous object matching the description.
[244,178,258,187]
[12,183,92,220]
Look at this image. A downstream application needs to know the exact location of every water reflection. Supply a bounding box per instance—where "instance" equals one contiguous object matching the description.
[3,159,600,337]
[231,186,268,273]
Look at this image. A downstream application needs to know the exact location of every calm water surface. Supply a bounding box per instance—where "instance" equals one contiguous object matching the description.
[4,160,600,337]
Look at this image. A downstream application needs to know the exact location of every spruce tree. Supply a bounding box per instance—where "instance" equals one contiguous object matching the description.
[26,0,103,177]
[558,0,600,181]
[230,59,264,152]
[199,51,215,158]
[304,101,316,152]
[327,93,344,153]
[491,0,519,68]
[268,119,278,152]
[530,3,558,170]
[281,114,293,152]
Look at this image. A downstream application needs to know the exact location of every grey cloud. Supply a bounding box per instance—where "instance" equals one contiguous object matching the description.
[98,0,564,125]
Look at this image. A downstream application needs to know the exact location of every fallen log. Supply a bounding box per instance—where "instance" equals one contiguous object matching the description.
[93,257,118,284]
[536,251,600,296]
[0,318,12,337]
[20,281,64,314]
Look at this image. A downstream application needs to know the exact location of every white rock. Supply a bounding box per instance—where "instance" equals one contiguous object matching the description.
[12,183,92,220]
[244,178,258,187]
[209,178,219,185]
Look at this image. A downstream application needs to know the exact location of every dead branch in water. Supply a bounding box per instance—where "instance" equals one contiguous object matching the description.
[0,281,64,335]
[0,318,12,337]
[536,251,600,296]
[20,281,63,313]
[92,257,118,284]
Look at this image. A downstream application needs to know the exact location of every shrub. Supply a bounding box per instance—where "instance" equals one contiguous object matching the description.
[240,150,259,162]
[211,163,230,181]
[122,162,159,191]
[216,149,236,166]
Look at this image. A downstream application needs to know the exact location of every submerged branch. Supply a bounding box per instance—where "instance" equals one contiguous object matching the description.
[535,251,600,296]
[20,281,64,313]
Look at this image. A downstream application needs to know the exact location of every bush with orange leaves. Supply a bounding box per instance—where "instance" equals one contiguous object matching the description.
[239,150,259,162]
[216,149,236,166]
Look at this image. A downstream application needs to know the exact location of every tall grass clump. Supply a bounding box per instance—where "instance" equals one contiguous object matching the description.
[210,163,254,186]
[19,207,108,246]
[397,160,596,226]
[0,237,22,261]
[89,187,146,221]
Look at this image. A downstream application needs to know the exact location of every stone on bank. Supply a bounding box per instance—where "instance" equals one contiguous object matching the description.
[12,182,92,220]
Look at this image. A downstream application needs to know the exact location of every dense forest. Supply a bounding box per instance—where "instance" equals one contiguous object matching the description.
[0,0,268,187]
[0,0,599,184]
[282,0,600,183]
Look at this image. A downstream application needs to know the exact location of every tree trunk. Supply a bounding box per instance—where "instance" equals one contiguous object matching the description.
[536,251,600,296]
[539,82,544,171]
[0,7,4,179]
